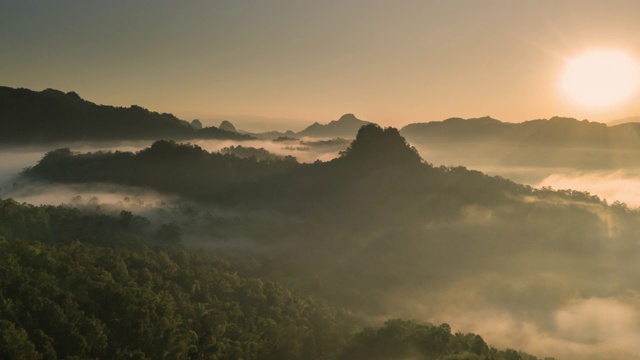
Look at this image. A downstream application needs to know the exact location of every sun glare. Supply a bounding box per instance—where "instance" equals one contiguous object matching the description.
[560,49,640,108]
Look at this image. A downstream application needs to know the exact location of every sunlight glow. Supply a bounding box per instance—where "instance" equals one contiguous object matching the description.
[560,49,640,108]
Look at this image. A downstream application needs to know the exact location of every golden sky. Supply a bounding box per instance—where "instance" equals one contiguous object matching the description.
[3,0,640,130]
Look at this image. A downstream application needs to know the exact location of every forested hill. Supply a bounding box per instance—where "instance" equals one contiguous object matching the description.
[0,86,252,143]
[23,123,598,213]
[400,116,622,147]
[19,125,626,358]
[0,199,547,360]
[296,113,373,138]
[0,199,357,359]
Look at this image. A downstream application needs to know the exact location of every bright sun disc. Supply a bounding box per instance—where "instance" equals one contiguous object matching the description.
[561,49,640,108]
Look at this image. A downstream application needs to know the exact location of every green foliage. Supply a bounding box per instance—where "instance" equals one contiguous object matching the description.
[339,319,540,360]
[0,319,41,360]
[0,198,152,248]
[0,236,356,360]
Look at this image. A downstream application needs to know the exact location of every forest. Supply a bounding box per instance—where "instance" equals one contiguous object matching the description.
[0,198,544,360]
[14,124,640,359]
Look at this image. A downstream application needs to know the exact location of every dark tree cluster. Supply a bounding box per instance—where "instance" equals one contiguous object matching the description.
[219,145,286,162]
[24,140,299,204]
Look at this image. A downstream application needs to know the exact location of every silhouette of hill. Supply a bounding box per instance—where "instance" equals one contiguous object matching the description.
[219,144,286,161]
[219,120,237,132]
[401,116,640,168]
[401,116,615,146]
[23,125,432,209]
[237,113,371,140]
[296,113,374,138]
[0,86,252,143]
[190,118,203,129]
[607,115,640,126]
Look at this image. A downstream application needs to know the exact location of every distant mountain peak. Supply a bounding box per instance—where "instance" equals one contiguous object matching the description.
[548,116,581,123]
[297,114,375,138]
[338,113,358,122]
[607,116,640,126]
[441,116,501,124]
[219,120,237,132]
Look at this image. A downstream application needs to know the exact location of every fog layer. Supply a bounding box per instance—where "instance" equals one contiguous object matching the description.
[7,130,640,360]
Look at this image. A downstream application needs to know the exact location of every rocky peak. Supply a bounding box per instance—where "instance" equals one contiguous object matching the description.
[219,120,237,132]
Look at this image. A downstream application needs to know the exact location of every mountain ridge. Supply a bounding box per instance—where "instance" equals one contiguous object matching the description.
[399,115,640,148]
[0,86,252,143]
[296,113,374,138]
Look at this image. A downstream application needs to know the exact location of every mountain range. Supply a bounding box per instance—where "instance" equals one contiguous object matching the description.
[400,116,640,169]
[239,113,374,140]
[400,116,640,147]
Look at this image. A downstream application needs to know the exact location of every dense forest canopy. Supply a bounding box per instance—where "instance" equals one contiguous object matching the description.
[0,198,545,360]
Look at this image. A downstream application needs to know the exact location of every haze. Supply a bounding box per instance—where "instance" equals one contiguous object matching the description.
[3,1,640,130]
[5,2,640,360]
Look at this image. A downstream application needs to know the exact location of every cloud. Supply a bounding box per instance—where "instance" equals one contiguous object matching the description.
[537,170,640,208]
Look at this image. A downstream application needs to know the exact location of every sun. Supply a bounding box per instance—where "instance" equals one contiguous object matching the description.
[560,49,640,108]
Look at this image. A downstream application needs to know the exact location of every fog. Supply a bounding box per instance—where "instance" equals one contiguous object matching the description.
[7,138,640,360]
[359,196,640,360]
[411,142,640,208]
[295,135,640,359]
[6,139,640,210]
[0,137,345,200]
[536,170,640,207]
[189,137,345,163]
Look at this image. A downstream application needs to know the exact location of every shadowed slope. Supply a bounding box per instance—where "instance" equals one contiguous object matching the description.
[0,86,252,143]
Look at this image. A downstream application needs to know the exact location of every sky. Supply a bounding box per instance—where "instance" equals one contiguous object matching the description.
[3,0,640,131]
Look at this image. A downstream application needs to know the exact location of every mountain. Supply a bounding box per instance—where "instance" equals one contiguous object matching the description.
[400,116,640,168]
[0,86,252,143]
[296,113,374,138]
[607,115,640,126]
[21,124,630,359]
[401,116,613,145]
[237,113,371,140]
[190,118,203,129]
[219,120,237,132]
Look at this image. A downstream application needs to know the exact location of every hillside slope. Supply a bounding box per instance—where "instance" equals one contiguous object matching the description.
[0,86,252,143]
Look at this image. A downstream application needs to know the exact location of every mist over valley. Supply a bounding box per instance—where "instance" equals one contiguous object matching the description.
[9,2,640,358]
[5,105,640,359]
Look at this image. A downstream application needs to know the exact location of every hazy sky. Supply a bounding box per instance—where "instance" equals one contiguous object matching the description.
[3,0,640,130]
